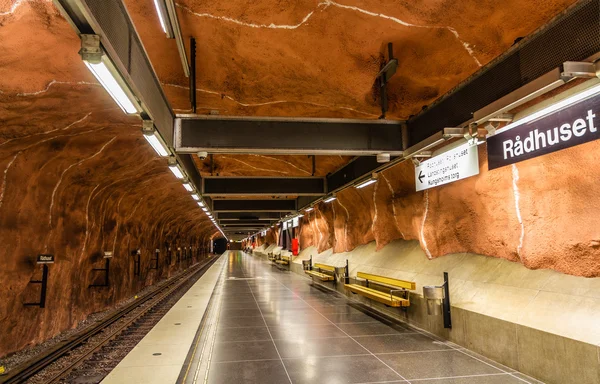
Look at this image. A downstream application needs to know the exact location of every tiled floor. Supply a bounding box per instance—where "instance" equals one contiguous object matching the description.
[185,251,543,384]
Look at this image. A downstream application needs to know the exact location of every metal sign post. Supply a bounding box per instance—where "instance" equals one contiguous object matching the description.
[24,255,54,308]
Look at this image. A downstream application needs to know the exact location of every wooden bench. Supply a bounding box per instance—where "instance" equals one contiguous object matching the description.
[345,272,415,307]
[305,263,336,281]
[275,255,291,265]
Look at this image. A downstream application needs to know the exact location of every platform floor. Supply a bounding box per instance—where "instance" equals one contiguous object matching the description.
[180,251,542,384]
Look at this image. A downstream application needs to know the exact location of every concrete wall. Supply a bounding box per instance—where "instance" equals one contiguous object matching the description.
[286,240,600,384]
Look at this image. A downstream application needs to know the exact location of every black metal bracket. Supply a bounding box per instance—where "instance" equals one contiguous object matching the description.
[344,259,349,284]
[377,42,398,119]
[24,265,49,308]
[89,258,110,288]
[132,250,141,276]
[190,37,197,113]
[151,249,159,270]
[442,272,452,329]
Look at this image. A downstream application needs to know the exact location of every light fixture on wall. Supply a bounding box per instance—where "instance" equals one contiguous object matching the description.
[79,35,140,115]
[355,173,379,189]
[495,82,600,136]
[142,120,169,157]
[168,156,185,179]
[152,0,174,37]
[182,178,194,192]
[324,194,337,203]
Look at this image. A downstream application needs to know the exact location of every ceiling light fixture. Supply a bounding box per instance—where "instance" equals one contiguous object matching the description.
[355,173,379,189]
[495,82,600,136]
[324,195,337,203]
[152,0,173,37]
[191,194,200,201]
[142,120,169,157]
[168,156,185,179]
[79,35,140,115]
[182,179,193,192]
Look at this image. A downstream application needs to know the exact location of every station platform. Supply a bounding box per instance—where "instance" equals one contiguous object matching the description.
[103,251,542,383]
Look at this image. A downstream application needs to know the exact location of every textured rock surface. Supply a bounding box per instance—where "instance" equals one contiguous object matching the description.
[126,0,578,118]
[292,143,600,277]
[0,1,218,357]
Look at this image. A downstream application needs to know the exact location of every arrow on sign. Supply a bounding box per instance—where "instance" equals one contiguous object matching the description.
[418,171,425,184]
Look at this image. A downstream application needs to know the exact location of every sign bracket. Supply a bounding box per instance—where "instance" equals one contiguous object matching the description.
[24,264,49,308]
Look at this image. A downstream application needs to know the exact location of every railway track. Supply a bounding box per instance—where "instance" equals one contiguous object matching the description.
[0,255,220,384]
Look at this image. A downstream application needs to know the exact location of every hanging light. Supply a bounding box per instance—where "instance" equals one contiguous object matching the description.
[141,120,169,157]
[168,156,185,179]
[324,195,337,203]
[182,178,194,192]
[79,35,140,115]
[152,0,174,37]
[496,82,600,135]
[355,173,379,189]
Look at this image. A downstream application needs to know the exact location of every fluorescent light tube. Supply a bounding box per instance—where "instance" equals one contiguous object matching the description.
[84,61,138,114]
[324,196,337,203]
[305,207,314,212]
[169,164,184,179]
[182,182,193,192]
[496,83,600,135]
[198,201,205,207]
[152,0,168,33]
[355,178,377,189]
[191,194,200,201]
[202,207,208,212]
[142,130,169,157]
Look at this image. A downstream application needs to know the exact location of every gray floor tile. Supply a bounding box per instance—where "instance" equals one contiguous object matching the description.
[212,340,280,362]
[218,315,266,328]
[283,355,402,384]
[215,326,272,342]
[355,333,452,353]
[275,336,367,358]
[414,374,526,383]
[337,321,413,336]
[208,360,289,383]
[378,350,503,380]
[219,307,262,317]
[324,312,380,324]
[269,324,347,341]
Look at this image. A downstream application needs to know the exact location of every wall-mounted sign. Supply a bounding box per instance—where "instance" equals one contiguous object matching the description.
[103,251,113,258]
[292,217,299,228]
[37,254,54,264]
[415,142,479,191]
[488,92,599,170]
[283,221,288,230]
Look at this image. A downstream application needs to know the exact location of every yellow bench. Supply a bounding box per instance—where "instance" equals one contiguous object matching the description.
[345,272,415,307]
[275,255,291,265]
[305,263,336,281]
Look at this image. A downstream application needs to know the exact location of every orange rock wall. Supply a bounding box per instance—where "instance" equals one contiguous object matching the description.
[0,2,218,357]
[290,142,600,278]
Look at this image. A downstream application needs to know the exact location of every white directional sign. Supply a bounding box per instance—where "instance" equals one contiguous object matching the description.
[415,142,480,192]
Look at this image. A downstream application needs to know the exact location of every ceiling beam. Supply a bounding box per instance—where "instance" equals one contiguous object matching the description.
[212,199,296,212]
[203,177,325,196]
[216,212,284,220]
[174,115,404,156]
